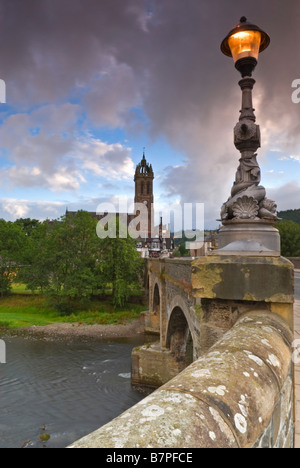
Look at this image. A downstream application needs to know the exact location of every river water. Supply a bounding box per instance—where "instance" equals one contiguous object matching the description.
[0,333,148,448]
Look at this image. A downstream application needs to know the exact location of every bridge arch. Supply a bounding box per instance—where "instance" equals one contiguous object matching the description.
[166,306,193,366]
[145,273,150,296]
[152,282,160,315]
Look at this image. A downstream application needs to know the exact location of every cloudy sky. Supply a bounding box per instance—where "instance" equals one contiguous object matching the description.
[0,0,299,228]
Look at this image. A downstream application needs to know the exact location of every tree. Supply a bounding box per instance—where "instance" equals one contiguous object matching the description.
[15,218,40,236]
[17,221,53,293]
[48,211,105,311]
[173,241,190,257]
[276,220,300,257]
[0,220,27,295]
[19,213,144,312]
[277,209,300,226]
[19,212,104,312]
[101,219,143,308]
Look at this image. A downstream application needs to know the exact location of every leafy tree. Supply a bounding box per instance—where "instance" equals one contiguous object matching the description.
[173,241,190,257]
[0,220,27,295]
[45,211,104,311]
[277,209,300,226]
[15,218,40,236]
[276,220,300,257]
[18,213,144,312]
[19,212,103,312]
[101,219,143,308]
[17,221,53,293]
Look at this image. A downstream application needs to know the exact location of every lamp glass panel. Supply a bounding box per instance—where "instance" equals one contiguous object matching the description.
[228,30,261,62]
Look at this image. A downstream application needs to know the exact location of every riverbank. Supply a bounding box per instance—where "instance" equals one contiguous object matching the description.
[20,317,146,340]
[0,294,147,340]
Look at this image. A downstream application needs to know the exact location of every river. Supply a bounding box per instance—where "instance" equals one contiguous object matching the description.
[0,333,148,448]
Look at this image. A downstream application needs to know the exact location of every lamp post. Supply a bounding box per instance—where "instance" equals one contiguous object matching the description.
[217,17,280,256]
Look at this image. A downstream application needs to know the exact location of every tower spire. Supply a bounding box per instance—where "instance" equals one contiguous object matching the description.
[134,151,154,235]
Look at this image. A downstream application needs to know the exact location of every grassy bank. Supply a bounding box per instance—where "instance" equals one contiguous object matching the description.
[0,294,145,329]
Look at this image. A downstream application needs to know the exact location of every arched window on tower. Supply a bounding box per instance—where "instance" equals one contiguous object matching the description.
[147,182,150,195]
[141,182,144,195]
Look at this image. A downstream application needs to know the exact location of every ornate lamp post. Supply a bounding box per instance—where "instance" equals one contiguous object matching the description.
[218,17,280,255]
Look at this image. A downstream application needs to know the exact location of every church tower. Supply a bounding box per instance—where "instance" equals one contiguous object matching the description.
[134,150,154,236]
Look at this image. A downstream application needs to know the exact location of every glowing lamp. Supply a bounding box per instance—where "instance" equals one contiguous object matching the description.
[221,17,270,76]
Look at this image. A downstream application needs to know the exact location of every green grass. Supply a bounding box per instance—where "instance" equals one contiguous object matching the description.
[11,283,41,295]
[0,294,145,329]
[0,296,61,327]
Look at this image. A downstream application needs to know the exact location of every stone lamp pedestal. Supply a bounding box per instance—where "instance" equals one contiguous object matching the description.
[217,220,280,256]
[215,74,280,256]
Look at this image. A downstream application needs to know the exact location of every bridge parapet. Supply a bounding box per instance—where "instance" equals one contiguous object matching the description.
[192,255,294,355]
[137,255,294,389]
[69,309,294,448]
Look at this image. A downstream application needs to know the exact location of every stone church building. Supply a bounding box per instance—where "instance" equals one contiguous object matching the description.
[67,151,173,258]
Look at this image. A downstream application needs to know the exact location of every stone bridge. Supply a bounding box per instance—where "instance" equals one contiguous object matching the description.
[70,254,295,448]
[132,255,294,388]
[139,258,200,384]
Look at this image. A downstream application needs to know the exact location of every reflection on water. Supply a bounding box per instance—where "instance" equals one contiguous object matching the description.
[0,333,147,448]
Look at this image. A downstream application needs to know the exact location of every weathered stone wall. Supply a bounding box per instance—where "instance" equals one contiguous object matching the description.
[146,258,200,354]
[192,255,294,355]
[253,370,294,448]
[163,259,200,357]
[137,259,199,388]
[131,342,189,389]
[69,310,294,449]
[137,255,294,389]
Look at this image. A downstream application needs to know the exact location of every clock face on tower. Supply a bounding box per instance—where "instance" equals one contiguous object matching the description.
[143,200,148,206]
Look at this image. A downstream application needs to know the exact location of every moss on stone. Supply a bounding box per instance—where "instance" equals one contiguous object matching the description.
[192,264,223,298]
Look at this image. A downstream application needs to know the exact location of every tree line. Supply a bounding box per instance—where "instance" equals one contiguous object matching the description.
[278,209,300,226]
[0,211,144,312]
[0,210,299,310]
[276,219,300,257]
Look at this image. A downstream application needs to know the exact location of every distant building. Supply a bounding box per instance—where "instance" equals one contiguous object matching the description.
[133,152,173,257]
[67,151,174,258]
[134,153,154,234]
[189,233,218,257]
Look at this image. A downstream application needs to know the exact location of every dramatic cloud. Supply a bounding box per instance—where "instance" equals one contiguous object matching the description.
[83,59,142,128]
[0,198,65,220]
[268,181,300,212]
[75,137,135,180]
[0,102,134,193]
[0,0,299,224]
